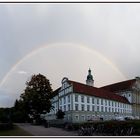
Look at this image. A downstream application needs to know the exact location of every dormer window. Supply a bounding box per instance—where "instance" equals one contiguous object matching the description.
[63,83,66,89]
[62,77,68,89]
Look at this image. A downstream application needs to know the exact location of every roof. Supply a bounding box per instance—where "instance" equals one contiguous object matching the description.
[68,80,130,104]
[52,87,61,97]
[100,79,136,93]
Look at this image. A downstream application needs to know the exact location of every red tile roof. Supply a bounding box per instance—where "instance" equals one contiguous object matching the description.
[68,80,130,104]
[100,79,136,93]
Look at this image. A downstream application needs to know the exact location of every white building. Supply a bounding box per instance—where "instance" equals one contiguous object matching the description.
[45,69,140,123]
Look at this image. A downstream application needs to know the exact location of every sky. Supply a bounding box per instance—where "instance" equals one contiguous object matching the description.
[0,3,140,107]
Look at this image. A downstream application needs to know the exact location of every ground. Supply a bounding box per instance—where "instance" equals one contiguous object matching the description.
[16,123,78,136]
[0,125,32,136]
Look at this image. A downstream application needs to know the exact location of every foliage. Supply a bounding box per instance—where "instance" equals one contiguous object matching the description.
[0,108,11,123]
[76,120,140,135]
[0,123,13,131]
[19,74,53,122]
[11,100,29,123]
[56,109,65,119]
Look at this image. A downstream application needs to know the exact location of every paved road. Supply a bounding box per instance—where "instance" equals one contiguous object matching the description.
[16,123,78,136]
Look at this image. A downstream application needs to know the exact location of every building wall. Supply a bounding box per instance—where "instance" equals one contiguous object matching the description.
[45,79,133,122]
[70,93,132,122]
[46,92,132,122]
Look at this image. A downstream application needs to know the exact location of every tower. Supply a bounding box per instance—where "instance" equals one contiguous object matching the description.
[86,68,94,86]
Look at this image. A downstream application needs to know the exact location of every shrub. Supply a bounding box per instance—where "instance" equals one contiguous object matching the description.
[0,122,13,131]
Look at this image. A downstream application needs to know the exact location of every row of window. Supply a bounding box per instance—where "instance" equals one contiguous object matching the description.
[59,104,71,112]
[74,94,130,108]
[73,115,98,121]
[59,95,71,105]
[74,104,131,113]
[53,94,130,109]
[59,86,72,96]
[52,104,132,114]
[72,114,125,121]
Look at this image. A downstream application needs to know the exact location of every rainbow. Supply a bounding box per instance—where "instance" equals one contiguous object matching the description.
[0,42,127,88]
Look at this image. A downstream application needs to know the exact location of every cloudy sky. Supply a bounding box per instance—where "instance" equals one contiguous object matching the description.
[0,3,140,107]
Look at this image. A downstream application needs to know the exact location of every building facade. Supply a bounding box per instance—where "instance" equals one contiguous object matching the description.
[101,77,140,118]
[45,69,140,123]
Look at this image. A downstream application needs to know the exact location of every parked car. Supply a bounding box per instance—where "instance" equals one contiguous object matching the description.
[125,116,135,120]
[114,116,125,121]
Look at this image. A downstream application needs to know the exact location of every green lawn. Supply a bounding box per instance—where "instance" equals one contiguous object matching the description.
[0,125,32,136]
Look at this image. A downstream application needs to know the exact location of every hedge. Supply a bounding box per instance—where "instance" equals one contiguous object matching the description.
[0,123,13,131]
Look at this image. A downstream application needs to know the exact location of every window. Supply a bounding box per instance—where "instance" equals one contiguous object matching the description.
[92,105,95,111]
[87,105,90,111]
[68,115,71,121]
[81,115,85,121]
[64,105,66,111]
[97,106,99,112]
[68,95,70,103]
[92,98,94,104]
[68,104,70,111]
[112,108,114,112]
[108,101,110,106]
[64,96,66,104]
[105,100,107,106]
[87,115,90,120]
[75,115,79,121]
[105,100,107,105]
[60,98,62,105]
[118,109,120,112]
[87,97,90,103]
[81,96,84,103]
[105,107,107,112]
[112,101,113,106]
[75,95,78,102]
[120,104,122,108]
[75,104,79,111]
[97,99,99,104]
[62,82,66,89]
[101,99,103,105]
[101,106,104,112]
[81,104,85,111]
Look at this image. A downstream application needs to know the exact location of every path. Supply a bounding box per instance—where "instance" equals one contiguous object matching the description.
[16,123,78,136]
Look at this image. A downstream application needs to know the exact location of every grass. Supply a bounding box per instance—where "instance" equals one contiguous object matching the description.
[0,125,32,136]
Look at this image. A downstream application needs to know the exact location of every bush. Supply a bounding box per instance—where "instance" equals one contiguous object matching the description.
[76,120,140,135]
[0,123,13,131]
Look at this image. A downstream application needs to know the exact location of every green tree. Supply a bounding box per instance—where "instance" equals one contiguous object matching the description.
[56,109,65,119]
[12,100,28,123]
[20,74,53,123]
[0,108,11,123]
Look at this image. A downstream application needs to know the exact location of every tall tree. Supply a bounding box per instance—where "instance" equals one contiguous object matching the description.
[20,74,53,122]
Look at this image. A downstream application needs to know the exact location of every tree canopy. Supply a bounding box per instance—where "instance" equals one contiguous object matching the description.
[18,74,53,122]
